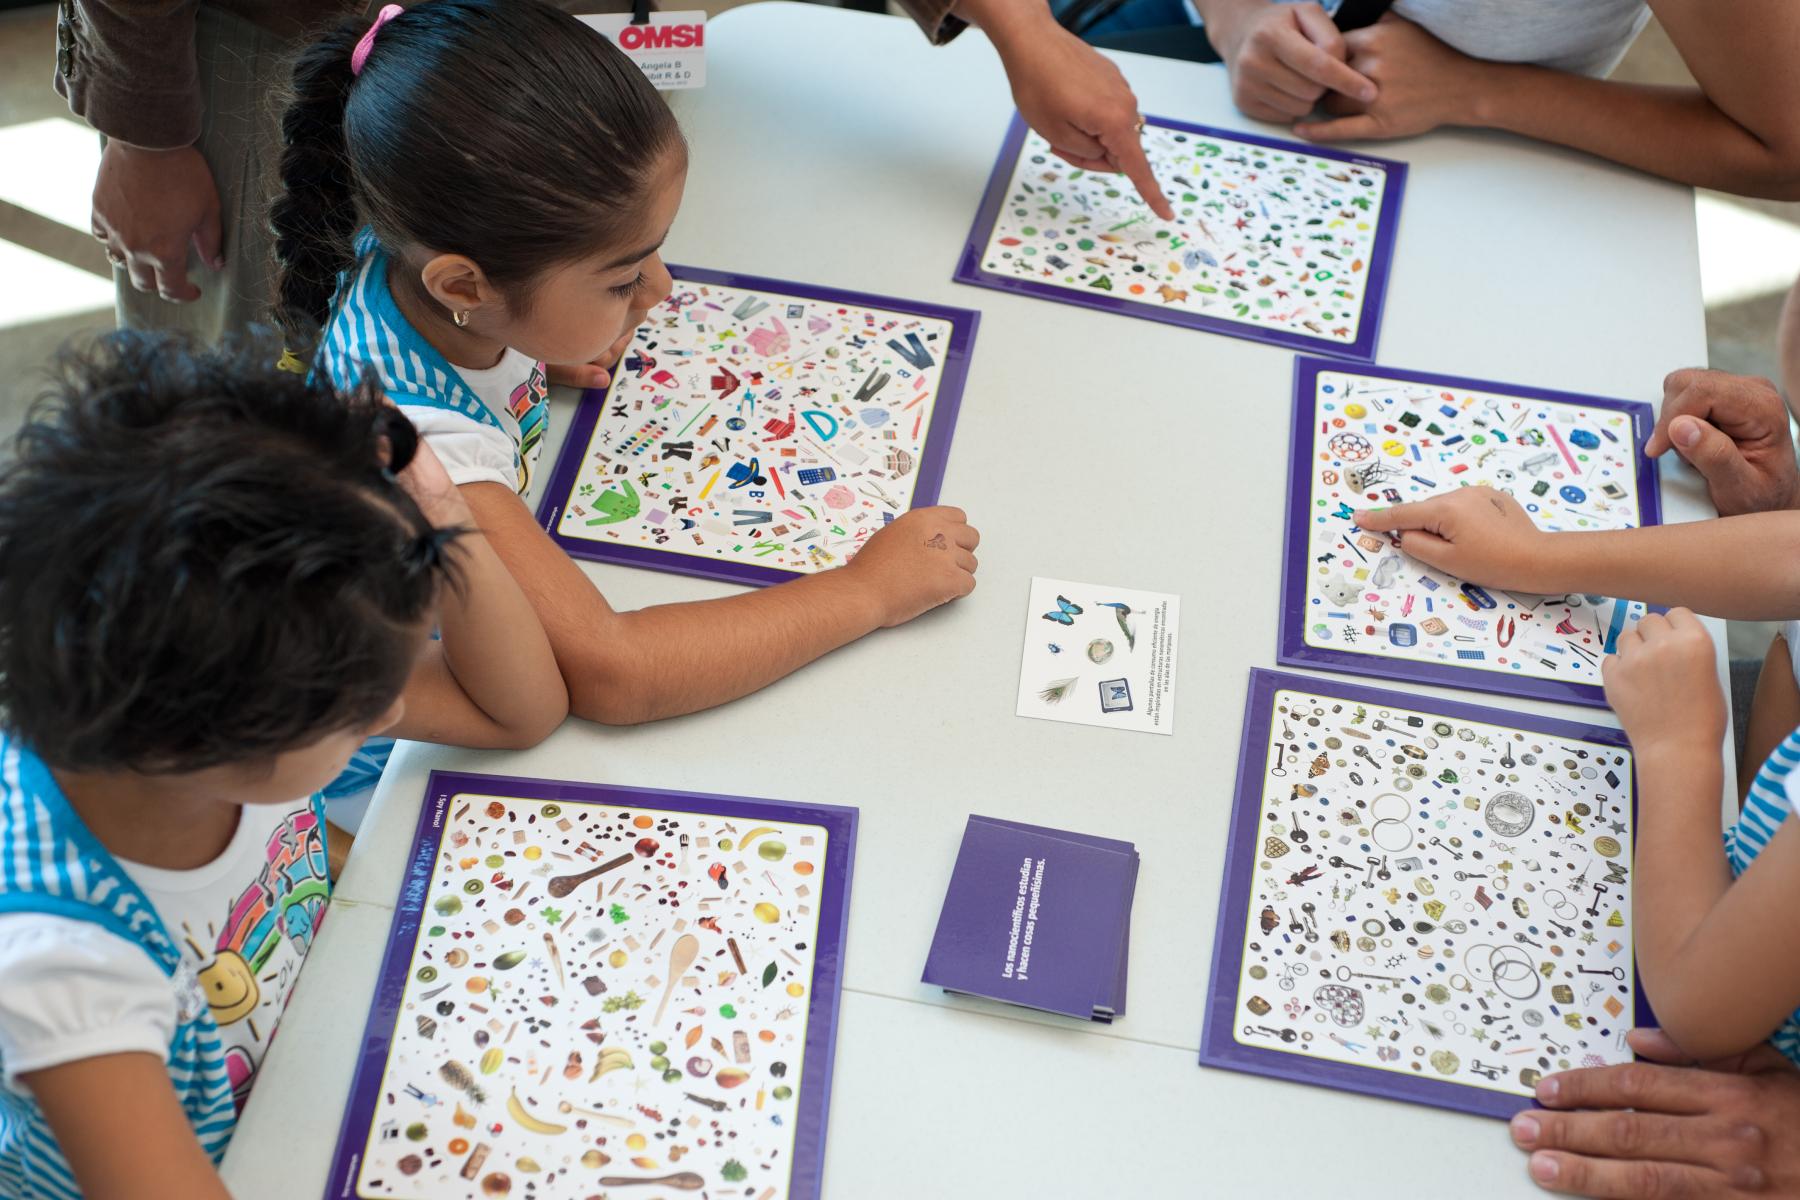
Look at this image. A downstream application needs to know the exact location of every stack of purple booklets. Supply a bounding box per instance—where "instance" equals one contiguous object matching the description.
[922,815,1139,1023]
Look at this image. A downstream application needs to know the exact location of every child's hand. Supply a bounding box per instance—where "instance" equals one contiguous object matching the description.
[546,327,636,392]
[393,436,473,529]
[845,506,980,627]
[1601,608,1725,754]
[548,315,650,391]
[1352,487,1547,588]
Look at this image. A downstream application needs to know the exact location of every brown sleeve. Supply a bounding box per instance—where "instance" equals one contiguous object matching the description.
[891,0,969,46]
[54,0,204,149]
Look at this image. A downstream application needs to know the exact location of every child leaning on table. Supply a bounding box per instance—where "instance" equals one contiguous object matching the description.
[1353,486,1800,1064]
[0,332,565,1200]
[271,0,983,736]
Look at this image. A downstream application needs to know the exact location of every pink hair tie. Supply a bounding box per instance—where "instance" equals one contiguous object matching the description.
[351,4,405,76]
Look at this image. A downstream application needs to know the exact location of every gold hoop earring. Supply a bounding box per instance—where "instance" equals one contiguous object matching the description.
[453,310,469,328]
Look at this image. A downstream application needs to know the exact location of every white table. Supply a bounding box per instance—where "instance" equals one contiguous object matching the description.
[224,5,1722,1196]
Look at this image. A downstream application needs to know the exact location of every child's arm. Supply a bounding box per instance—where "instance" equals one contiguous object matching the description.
[462,483,979,726]
[1603,609,1800,1061]
[1353,487,1800,621]
[386,441,568,748]
[25,1052,233,1200]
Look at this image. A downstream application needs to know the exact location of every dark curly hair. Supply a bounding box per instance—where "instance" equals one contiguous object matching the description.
[271,0,683,335]
[0,330,460,774]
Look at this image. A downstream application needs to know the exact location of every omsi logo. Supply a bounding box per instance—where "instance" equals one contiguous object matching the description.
[619,22,704,49]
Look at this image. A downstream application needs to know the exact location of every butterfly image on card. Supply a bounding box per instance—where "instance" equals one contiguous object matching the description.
[1041,595,1083,626]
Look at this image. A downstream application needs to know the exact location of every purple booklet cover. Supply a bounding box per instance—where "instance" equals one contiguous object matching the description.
[923,815,1137,1023]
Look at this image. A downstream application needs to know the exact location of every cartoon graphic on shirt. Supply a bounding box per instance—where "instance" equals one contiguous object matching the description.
[510,363,550,492]
[185,808,329,1027]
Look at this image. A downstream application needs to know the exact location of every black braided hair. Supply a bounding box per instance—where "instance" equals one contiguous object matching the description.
[271,0,682,337]
[271,22,364,336]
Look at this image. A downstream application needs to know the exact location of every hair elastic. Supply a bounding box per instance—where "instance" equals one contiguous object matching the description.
[351,4,405,76]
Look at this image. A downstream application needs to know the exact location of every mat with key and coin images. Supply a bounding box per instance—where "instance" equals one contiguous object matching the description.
[1202,671,1647,1119]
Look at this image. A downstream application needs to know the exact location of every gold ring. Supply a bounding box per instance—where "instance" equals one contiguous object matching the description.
[106,251,125,268]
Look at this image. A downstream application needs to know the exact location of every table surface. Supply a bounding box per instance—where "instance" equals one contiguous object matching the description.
[223,5,1724,1197]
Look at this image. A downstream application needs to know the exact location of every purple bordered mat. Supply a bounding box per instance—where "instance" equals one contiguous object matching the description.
[1276,356,1665,708]
[952,112,1406,361]
[322,770,857,1200]
[1200,669,1653,1121]
[534,264,978,587]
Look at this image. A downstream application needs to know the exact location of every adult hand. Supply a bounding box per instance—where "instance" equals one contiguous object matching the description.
[1645,368,1800,517]
[1510,1027,1800,1197]
[1295,14,1483,142]
[91,142,224,303]
[1352,487,1548,589]
[845,506,980,627]
[1204,0,1376,124]
[961,0,1173,219]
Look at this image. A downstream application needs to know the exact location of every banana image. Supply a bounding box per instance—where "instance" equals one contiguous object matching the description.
[507,1089,568,1136]
[588,1047,633,1082]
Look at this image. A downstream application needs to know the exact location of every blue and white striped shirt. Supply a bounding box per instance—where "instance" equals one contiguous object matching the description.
[0,735,269,1198]
[1726,725,1800,1064]
[316,229,550,495]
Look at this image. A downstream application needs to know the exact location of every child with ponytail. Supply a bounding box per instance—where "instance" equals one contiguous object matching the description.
[273,0,983,728]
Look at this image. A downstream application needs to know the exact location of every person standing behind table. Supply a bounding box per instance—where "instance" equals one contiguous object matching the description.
[56,0,365,338]
[55,0,642,346]
[1190,0,1800,199]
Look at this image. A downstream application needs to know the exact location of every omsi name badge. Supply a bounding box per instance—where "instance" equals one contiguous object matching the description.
[579,11,705,90]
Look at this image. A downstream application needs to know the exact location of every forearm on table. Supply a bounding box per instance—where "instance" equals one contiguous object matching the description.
[587,570,886,723]
[413,532,568,746]
[1510,515,1800,620]
[1465,65,1800,200]
[1635,772,1800,1060]
[466,483,884,725]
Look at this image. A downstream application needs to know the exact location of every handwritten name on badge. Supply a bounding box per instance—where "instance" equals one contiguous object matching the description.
[579,11,706,90]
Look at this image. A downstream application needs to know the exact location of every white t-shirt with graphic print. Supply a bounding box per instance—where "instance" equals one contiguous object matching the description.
[0,798,326,1106]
